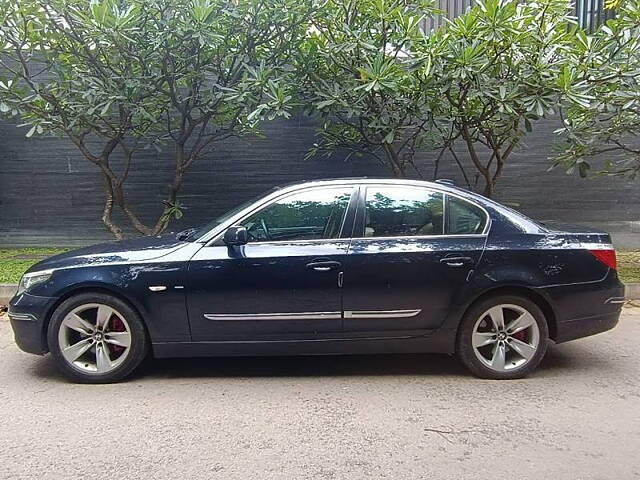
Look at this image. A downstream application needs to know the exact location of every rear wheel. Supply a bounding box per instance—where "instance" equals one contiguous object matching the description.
[47,293,148,383]
[456,295,549,379]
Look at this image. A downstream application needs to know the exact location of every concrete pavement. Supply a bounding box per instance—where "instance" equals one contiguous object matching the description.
[1,307,639,479]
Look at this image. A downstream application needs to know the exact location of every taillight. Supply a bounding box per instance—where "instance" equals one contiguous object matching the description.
[588,249,617,270]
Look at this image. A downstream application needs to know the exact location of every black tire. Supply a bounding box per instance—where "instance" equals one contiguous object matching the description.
[456,294,549,380]
[47,292,148,383]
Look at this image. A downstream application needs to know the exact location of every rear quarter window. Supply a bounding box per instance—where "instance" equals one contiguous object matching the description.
[446,195,488,235]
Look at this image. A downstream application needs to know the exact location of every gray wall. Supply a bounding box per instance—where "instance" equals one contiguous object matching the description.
[0,114,638,248]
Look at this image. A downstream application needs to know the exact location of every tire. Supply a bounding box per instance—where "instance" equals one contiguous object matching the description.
[47,292,148,383]
[456,294,549,380]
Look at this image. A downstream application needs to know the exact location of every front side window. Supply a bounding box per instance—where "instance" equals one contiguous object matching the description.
[446,196,487,234]
[240,187,353,242]
[363,187,444,238]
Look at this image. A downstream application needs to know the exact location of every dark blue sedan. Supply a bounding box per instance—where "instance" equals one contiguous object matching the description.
[8,179,624,383]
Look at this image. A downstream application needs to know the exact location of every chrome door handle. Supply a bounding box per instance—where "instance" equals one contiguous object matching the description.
[440,256,474,267]
[306,260,342,272]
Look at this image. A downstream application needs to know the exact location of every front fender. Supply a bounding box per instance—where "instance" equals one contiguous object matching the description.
[26,261,191,343]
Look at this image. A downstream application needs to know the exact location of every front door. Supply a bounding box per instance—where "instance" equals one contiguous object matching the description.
[186,186,355,341]
[341,185,488,337]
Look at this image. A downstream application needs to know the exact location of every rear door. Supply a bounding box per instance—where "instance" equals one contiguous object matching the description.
[341,185,489,337]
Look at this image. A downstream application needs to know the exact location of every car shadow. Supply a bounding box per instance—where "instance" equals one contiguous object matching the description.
[25,340,620,383]
[135,352,468,380]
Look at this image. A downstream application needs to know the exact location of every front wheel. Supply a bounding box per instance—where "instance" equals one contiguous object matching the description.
[47,293,148,383]
[456,295,549,379]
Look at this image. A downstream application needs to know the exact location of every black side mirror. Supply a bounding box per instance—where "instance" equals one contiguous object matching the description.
[223,225,248,246]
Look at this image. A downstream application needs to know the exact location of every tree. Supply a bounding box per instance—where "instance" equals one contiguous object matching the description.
[429,0,578,197]
[554,0,640,179]
[297,0,438,178]
[0,0,309,239]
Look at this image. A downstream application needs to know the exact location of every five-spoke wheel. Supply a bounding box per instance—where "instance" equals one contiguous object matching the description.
[471,304,540,372]
[457,295,548,379]
[48,293,147,383]
[58,303,132,374]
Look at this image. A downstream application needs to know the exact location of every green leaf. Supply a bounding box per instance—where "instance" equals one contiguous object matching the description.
[25,125,37,138]
[383,131,395,144]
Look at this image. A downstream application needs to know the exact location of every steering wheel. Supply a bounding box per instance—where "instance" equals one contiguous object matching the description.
[259,218,272,240]
[245,217,272,242]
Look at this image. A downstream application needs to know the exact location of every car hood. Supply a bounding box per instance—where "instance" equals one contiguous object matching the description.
[27,235,191,273]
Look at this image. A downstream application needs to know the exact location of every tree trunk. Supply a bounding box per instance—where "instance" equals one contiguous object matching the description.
[100,174,124,240]
[482,180,495,198]
[460,125,493,197]
[151,145,188,235]
[383,144,405,178]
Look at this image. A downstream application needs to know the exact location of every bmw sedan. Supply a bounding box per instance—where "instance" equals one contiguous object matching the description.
[8,179,624,383]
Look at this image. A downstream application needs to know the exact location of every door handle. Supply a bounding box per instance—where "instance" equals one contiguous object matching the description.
[440,256,474,267]
[306,260,342,272]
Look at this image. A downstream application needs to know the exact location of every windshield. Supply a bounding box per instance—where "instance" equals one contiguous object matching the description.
[183,192,271,241]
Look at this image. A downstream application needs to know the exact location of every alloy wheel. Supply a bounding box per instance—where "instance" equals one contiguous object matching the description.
[471,303,540,372]
[57,303,132,374]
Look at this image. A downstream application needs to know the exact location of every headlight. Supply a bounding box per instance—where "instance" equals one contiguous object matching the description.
[17,269,54,296]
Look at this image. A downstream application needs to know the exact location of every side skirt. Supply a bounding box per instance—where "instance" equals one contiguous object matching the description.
[152,331,456,358]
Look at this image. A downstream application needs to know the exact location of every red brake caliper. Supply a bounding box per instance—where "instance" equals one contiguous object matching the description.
[108,316,126,355]
[513,329,528,342]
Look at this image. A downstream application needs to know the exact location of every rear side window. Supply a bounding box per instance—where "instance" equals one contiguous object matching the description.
[446,196,487,234]
[363,187,444,238]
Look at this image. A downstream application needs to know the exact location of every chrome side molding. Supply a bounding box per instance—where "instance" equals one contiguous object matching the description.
[204,312,342,321]
[344,309,421,319]
[204,309,422,321]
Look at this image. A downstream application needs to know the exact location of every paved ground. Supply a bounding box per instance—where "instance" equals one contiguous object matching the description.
[1,307,639,480]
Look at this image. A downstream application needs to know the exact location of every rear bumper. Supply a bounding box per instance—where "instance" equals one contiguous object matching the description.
[8,292,57,355]
[538,270,624,343]
[554,311,620,343]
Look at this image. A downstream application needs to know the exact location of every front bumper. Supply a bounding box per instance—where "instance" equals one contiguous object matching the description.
[8,292,58,355]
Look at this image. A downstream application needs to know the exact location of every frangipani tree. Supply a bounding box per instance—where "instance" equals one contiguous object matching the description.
[0,0,310,238]
[430,0,578,197]
[298,0,438,178]
[555,0,640,179]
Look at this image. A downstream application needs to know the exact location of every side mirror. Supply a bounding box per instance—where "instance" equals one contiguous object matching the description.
[223,225,248,246]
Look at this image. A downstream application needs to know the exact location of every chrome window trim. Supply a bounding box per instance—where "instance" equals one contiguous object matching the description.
[445,193,490,236]
[359,184,491,240]
[349,233,488,242]
[202,185,356,246]
[194,180,493,245]
[362,184,446,238]
[223,237,353,247]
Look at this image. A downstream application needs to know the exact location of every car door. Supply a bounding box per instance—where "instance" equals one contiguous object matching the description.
[341,184,489,337]
[186,185,356,341]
